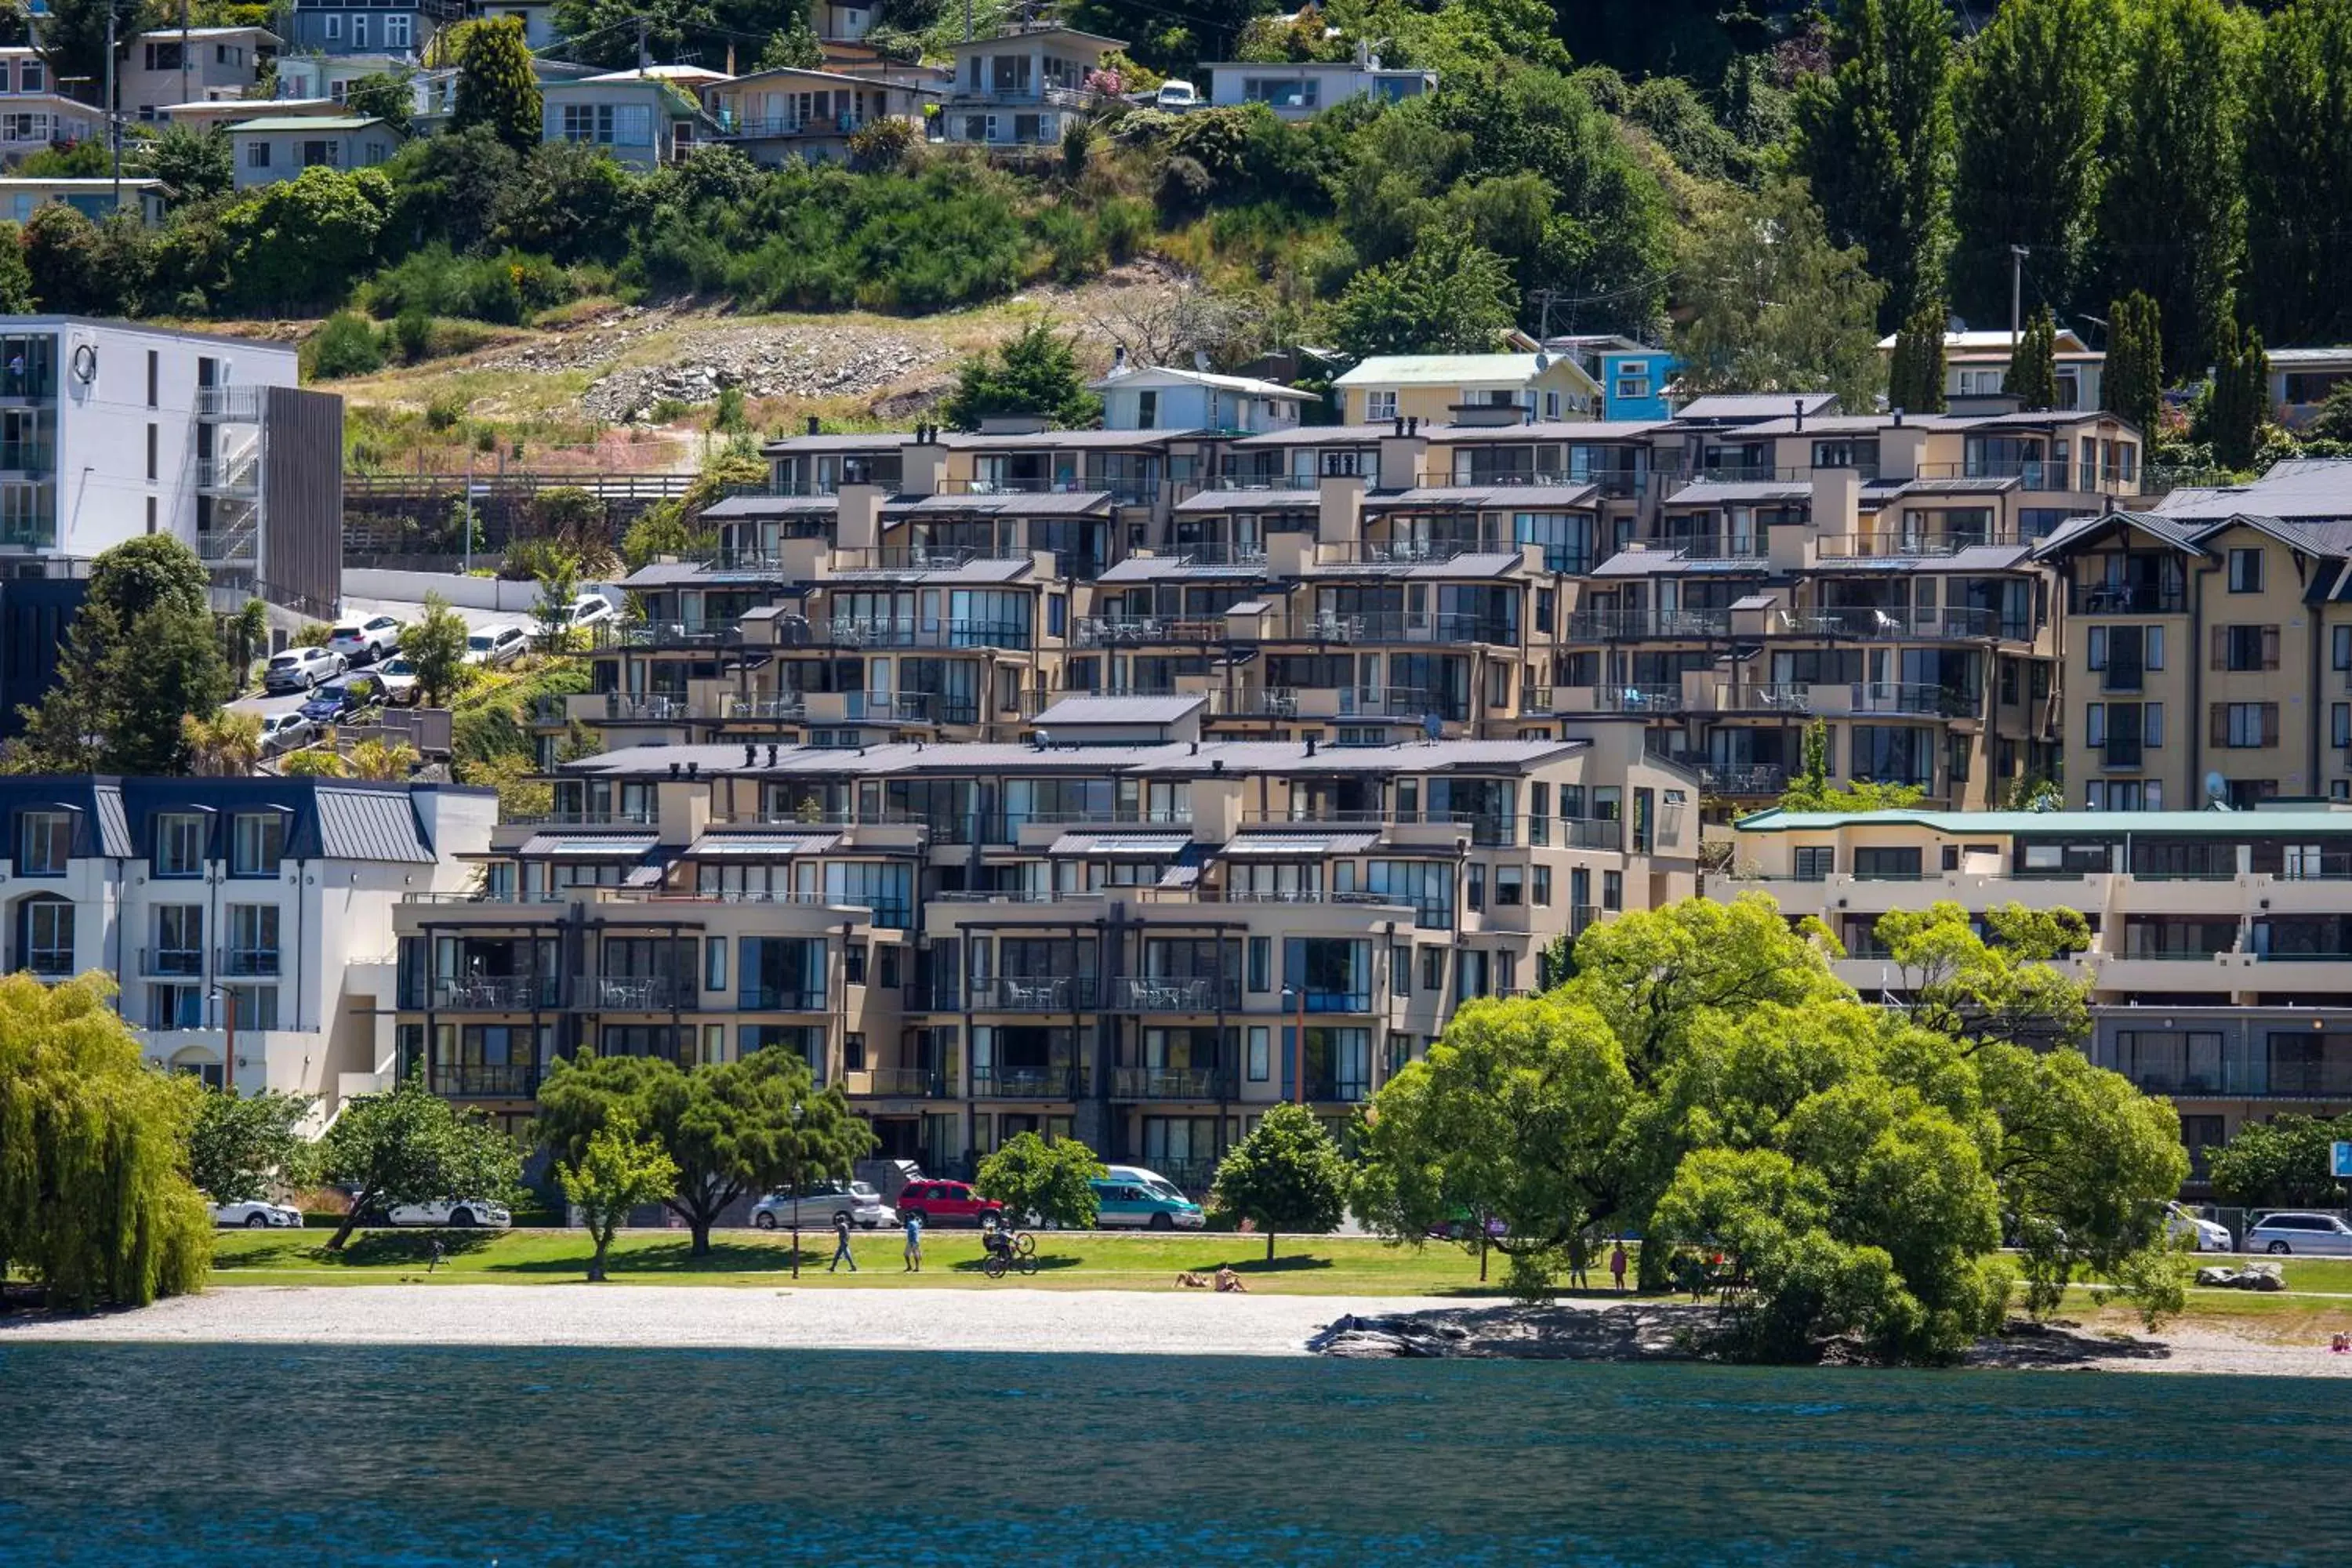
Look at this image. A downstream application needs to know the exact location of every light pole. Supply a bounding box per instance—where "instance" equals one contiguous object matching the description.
[1280,983,1305,1105]
[789,1099,805,1279]
[209,985,238,1094]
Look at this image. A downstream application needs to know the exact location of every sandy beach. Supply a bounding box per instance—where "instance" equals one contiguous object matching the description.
[7,1283,2352,1375]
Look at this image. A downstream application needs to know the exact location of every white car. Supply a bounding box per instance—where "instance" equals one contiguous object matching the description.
[212,1199,303,1229]
[751,1180,895,1230]
[258,711,314,754]
[464,625,529,667]
[327,615,402,665]
[375,656,421,706]
[1155,79,1197,110]
[2245,1211,2352,1255]
[1103,1164,1189,1202]
[263,645,344,692]
[2165,1203,2232,1253]
[565,594,617,630]
[384,1198,513,1229]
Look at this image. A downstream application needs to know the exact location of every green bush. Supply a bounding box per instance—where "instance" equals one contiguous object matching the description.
[367,243,574,325]
[307,311,387,379]
[424,394,465,431]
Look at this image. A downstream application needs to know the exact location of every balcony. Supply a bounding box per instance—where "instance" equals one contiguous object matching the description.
[1855,681,1979,718]
[503,807,657,827]
[572,975,691,1010]
[592,695,693,723]
[738,985,828,1011]
[1566,608,1732,641]
[2069,583,2186,615]
[1112,975,1243,1012]
[430,976,561,1011]
[855,1067,955,1098]
[1917,458,2072,490]
[197,524,259,563]
[715,111,885,138]
[1201,686,1298,718]
[0,441,51,473]
[1294,1075,1373,1102]
[195,385,262,422]
[586,622,743,652]
[1700,764,1788,796]
[1262,612,1518,646]
[218,946,281,978]
[2101,740,2146,770]
[1772,605,2013,640]
[195,455,260,495]
[1074,615,1225,646]
[1591,683,1682,714]
[970,975,1098,1011]
[728,694,808,721]
[427,1062,542,1098]
[1817,529,2014,561]
[1147,539,1272,568]
[826,616,1033,650]
[1284,989,1374,1014]
[140,946,204,978]
[1111,1066,1230,1100]
[971,1064,1090,1098]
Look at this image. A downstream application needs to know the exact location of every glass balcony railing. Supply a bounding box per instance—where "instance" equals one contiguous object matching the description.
[971,1064,1090,1098]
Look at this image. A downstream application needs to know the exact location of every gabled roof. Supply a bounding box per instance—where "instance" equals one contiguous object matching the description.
[1674,392,1838,422]
[1334,353,1597,391]
[947,25,1125,52]
[2150,459,2352,522]
[1087,364,1309,401]
[226,114,396,133]
[1033,695,1206,726]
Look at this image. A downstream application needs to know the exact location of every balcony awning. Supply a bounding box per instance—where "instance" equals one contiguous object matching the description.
[1047,831,1195,857]
[1221,831,1378,856]
[518,833,660,858]
[685,833,843,857]
[1159,841,1213,887]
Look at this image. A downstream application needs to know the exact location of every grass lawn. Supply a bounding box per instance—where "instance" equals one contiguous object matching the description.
[209,1227,1559,1296]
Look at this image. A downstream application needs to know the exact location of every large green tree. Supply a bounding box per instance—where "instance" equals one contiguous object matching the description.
[2208,1112,2352,1209]
[401,593,471,707]
[536,1045,874,1255]
[2240,0,2352,345]
[140,125,234,204]
[452,16,543,154]
[976,1132,1107,1231]
[0,973,212,1309]
[17,535,233,775]
[1791,0,1956,328]
[1209,1102,1351,1262]
[1672,177,1887,412]
[1886,296,1949,414]
[939,320,1101,431]
[316,1076,524,1250]
[2198,316,2270,470]
[1324,228,1518,361]
[2096,0,2252,379]
[2004,304,2060,411]
[343,68,418,136]
[1948,0,2120,325]
[189,1090,317,1204]
[2103,290,2165,438]
[557,1109,678,1282]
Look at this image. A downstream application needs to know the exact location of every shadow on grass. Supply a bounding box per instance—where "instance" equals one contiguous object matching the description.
[944,1254,1084,1276]
[485,1240,800,1276]
[213,1230,503,1270]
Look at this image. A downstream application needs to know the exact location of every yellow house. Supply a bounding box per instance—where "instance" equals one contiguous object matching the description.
[1333,352,1601,426]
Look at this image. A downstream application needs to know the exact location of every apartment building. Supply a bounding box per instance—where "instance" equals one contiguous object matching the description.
[392,725,1698,1182]
[0,775,492,1121]
[2034,460,2352,811]
[1720,803,2352,1188]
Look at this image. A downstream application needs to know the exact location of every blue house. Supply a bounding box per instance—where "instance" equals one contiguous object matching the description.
[284,0,461,57]
[1545,334,1679,421]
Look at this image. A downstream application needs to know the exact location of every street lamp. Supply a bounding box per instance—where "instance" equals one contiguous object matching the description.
[209,985,238,1094]
[789,1099,805,1279]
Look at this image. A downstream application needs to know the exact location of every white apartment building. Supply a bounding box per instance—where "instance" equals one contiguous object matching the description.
[1,777,494,1123]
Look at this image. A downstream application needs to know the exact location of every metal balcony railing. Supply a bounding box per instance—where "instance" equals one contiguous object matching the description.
[218,946,280,978]
[969,975,1098,1011]
[728,695,808,721]
[971,1063,1091,1098]
[1073,615,1225,646]
[0,441,51,471]
[1700,764,1787,795]
[140,946,204,978]
[1566,608,1732,640]
[427,1062,542,1098]
[430,975,561,1010]
[738,985,829,1011]
[196,385,263,421]
[506,807,657,827]
[857,1067,955,1098]
[572,975,691,1010]
[1855,681,1979,717]
[1112,976,1243,1012]
[1110,1066,1230,1100]
[2070,583,2186,615]
[827,617,1033,650]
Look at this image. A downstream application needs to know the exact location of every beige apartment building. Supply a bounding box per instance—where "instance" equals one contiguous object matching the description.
[1719,803,2352,1188]
[395,720,1699,1187]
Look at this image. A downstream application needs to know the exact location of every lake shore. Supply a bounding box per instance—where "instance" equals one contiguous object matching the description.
[7,1284,2352,1375]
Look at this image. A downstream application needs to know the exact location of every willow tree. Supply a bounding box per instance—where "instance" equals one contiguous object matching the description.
[0,974,212,1309]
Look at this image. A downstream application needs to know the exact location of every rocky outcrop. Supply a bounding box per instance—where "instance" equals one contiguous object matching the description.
[2194,1263,2287,1290]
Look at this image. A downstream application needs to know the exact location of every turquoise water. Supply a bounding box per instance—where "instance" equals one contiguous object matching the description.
[1,1344,2344,1565]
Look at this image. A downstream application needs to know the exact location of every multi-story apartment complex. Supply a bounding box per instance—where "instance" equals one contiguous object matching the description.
[0,776,492,1121]
[391,724,1699,1183]
[1720,803,2352,1189]
[2034,460,2352,811]
[543,393,2143,821]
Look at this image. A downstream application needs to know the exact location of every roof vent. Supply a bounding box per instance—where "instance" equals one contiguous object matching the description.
[669,762,681,778]
[1189,739,1198,755]
[687,761,698,777]
[767,744,779,765]
[1211,759,1225,775]
[745,743,758,767]
[1794,398,1806,433]
[806,415,820,436]
[1393,417,1406,437]
[1305,734,1319,757]
[1892,407,1905,426]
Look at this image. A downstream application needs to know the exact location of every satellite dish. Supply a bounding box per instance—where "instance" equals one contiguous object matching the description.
[2205,771,2230,808]
[1422,712,1443,744]
[69,343,96,384]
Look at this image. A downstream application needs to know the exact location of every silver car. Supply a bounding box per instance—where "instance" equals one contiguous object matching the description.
[751,1180,895,1230]
[2246,1211,2352,1255]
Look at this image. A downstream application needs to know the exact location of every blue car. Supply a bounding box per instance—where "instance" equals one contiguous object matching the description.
[299,676,379,724]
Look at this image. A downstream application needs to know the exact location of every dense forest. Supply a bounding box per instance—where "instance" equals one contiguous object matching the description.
[9,0,2350,443]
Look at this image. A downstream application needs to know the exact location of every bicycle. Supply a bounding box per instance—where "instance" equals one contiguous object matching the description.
[981,1229,1040,1278]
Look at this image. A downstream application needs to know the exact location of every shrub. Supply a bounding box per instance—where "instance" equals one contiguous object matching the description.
[392,308,433,363]
[367,243,573,325]
[306,311,385,379]
[424,395,465,431]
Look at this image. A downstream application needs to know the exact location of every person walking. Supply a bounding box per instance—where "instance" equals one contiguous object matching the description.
[902,1209,924,1273]
[1609,1239,1628,1294]
[828,1213,858,1274]
[1567,1231,1592,1291]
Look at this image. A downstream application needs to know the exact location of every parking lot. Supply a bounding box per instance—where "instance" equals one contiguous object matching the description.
[228,598,522,720]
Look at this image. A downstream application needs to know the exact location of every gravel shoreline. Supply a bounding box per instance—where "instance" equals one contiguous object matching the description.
[5,1287,2348,1375]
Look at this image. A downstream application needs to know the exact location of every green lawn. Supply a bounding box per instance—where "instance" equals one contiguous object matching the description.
[208,1227,1563,1296]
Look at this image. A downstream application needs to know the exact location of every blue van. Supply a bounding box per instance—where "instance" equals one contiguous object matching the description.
[1091,1178,1205,1231]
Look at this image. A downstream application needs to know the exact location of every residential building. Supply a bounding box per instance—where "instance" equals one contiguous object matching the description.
[703,64,934,165]
[1090,360,1310,434]
[1871,327,2106,413]
[276,53,425,104]
[941,25,1122,148]
[1331,353,1602,425]
[0,178,168,227]
[392,729,1699,1178]
[0,316,343,730]
[542,71,721,169]
[1545,336,1679,420]
[119,26,278,121]
[2033,460,2352,811]
[284,0,456,56]
[163,96,343,132]
[1719,803,2352,1189]
[0,776,492,1121]
[2267,348,2352,430]
[817,0,878,40]
[1200,55,1435,118]
[227,114,405,187]
[468,0,558,50]
[0,49,101,158]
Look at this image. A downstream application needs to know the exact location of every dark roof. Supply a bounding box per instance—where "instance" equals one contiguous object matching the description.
[0,777,472,863]
[1367,484,1599,510]
[697,494,840,520]
[1664,478,1813,506]
[883,490,1112,517]
[1674,393,1838,422]
[314,787,443,863]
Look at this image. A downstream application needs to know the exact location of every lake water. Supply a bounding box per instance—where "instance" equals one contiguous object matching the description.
[2,1343,2345,1566]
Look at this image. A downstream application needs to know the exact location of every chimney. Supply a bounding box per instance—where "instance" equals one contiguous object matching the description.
[805,415,819,435]
[1393,416,1406,437]
[1112,345,1127,372]
[1892,408,1904,427]
[745,743,757,767]
[767,744,779,764]
[669,762,681,778]
[1794,398,1806,433]
[1305,735,1319,757]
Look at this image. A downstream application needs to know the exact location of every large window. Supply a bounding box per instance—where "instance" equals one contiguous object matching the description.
[2213,702,2279,750]
[17,809,69,875]
[153,905,202,975]
[2217,624,2279,671]
[231,812,283,876]
[823,862,912,927]
[23,898,72,975]
[2228,548,2263,593]
[225,904,280,975]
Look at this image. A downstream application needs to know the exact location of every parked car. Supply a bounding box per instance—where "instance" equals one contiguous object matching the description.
[257,711,314,754]
[299,674,381,725]
[1155,79,1197,109]
[1102,1165,1189,1203]
[464,625,528,667]
[210,1199,303,1229]
[383,1198,513,1229]
[2245,1211,2352,1255]
[565,593,617,630]
[1426,1209,1509,1242]
[894,1179,1003,1227]
[263,645,344,692]
[327,615,402,665]
[751,1180,895,1231]
[1091,1178,1204,1231]
[374,656,421,706]
[2165,1202,2232,1253]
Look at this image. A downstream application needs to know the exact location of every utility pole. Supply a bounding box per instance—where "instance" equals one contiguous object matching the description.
[180,0,191,118]
[105,1,120,203]
[2009,245,2030,345]
[636,16,649,72]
